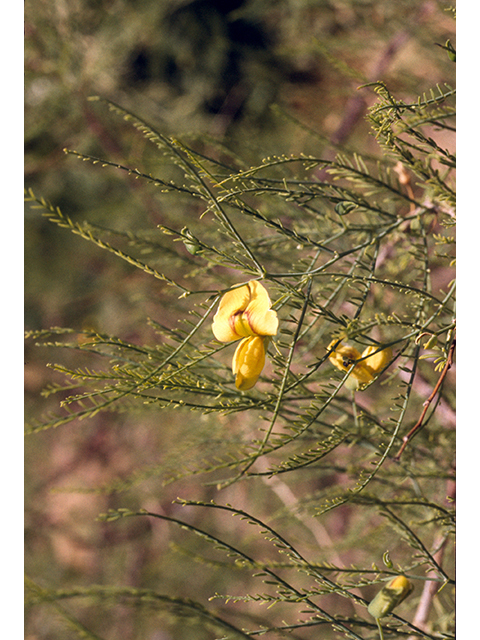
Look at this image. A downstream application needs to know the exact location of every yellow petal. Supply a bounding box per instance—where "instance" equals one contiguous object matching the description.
[232,336,266,390]
[327,340,362,372]
[212,281,278,342]
[243,281,278,337]
[328,340,390,386]
[351,364,375,384]
[212,284,251,342]
[362,345,393,375]
[388,575,412,592]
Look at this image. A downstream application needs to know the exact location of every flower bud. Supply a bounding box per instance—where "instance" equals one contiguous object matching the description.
[367,575,413,619]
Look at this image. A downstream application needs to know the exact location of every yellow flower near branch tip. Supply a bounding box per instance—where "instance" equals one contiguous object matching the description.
[212,281,278,390]
[328,340,392,390]
[367,575,413,619]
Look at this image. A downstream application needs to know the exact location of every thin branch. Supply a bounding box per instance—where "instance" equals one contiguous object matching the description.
[406,533,450,640]
[395,337,456,460]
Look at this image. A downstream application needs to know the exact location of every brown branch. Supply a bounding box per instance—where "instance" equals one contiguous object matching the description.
[330,29,411,147]
[406,534,449,639]
[395,337,456,460]
[329,1,435,147]
[406,474,454,638]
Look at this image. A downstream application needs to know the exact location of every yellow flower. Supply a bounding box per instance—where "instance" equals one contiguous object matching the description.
[212,281,278,390]
[328,340,392,390]
[367,575,413,619]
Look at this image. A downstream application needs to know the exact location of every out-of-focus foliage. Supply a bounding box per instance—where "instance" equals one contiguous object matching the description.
[25,1,455,639]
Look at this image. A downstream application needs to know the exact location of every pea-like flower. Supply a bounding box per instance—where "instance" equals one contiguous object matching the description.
[367,575,413,619]
[212,281,278,390]
[328,339,392,390]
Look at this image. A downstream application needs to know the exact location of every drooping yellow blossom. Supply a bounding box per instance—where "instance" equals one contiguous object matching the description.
[327,339,392,390]
[212,281,278,390]
[367,575,413,619]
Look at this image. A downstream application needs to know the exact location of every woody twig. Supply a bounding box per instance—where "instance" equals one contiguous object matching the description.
[395,337,456,461]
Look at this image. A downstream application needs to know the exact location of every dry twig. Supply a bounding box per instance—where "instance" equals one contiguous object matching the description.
[395,338,456,460]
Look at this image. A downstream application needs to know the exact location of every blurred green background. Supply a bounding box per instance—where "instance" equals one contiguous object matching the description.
[25,1,455,638]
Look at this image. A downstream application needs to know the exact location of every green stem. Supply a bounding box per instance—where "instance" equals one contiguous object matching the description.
[376,617,385,640]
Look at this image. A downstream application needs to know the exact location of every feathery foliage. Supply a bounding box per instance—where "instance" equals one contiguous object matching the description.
[25,3,455,638]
